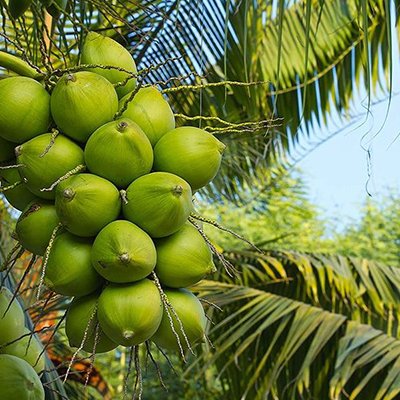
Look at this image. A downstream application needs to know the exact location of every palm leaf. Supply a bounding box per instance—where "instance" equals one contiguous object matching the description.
[187,250,400,399]
[132,0,398,199]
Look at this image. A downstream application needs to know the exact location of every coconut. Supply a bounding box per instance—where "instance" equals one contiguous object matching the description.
[9,0,32,18]
[151,288,206,351]
[98,280,163,346]
[15,201,60,256]
[0,77,50,144]
[0,328,45,374]
[84,118,153,188]
[155,222,215,288]
[122,172,193,238]
[0,354,44,400]
[0,166,37,211]
[45,232,103,296]
[46,0,67,17]
[91,220,156,283]
[50,71,118,143]
[0,137,15,162]
[0,287,25,346]
[119,87,175,146]
[55,173,121,237]
[153,127,226,190]
[65,293,117,354]
[16,133,84,200]
[81,32,137,98]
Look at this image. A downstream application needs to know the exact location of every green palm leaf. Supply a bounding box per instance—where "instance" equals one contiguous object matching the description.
[188,250,400,399]
[134,0,397,199]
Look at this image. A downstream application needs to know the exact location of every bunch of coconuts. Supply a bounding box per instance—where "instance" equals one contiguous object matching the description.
[0,32,225,355]
[0,287,46,399]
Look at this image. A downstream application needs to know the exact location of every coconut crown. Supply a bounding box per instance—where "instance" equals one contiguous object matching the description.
[151,288,207,351]
[55,173,121,237]
[97,280,163,347]
[45,232,104,297]
[155,222,216,288]
[0,287,25,346]
[0,166,37,211]
[15,200,60,256]
[122,172,193,238]
[16,132,85,200]
[0,77,51,144]
[0,354,45,400]
[153,126,226,191]
[84,118,153,188]
[119,86,176,146]
[91,220,157,283]
[50,71,119,143]
[81,31,137,98]
[0,328,46,374]
[65,293,118,354]
[8,0,32,19]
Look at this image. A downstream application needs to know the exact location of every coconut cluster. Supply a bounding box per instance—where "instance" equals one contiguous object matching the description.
[0,32,225,353]
[0,287,45,399]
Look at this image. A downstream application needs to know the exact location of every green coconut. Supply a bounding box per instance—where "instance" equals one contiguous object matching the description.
[122,172,193,238]
[16,133,84,200]
[91,220,156,283]
[15,201,60,255]
[55,173,121,237]
[155,222,215,288]
[153,126,226,190]
[0,287,25,346]
[81,31,137,98]
[0,328,45,374]
[46,0,68,18]
[45,232,103,296]
[98,280,163,346]
[0,77,50,144]
[151,288,206,351]
[0,137,15,162]
[119,87,175,146]
[0,354,44,400]
[84,118,153,188]
[50,71,118,143]
[0,166,38,211]
[9,0,32,18]
[65,293,117,354]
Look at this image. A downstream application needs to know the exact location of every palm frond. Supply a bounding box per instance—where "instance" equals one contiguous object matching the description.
[134,0,398,199]
[187,250,400,399]
[223,250,400,332]
[191,280,400,399]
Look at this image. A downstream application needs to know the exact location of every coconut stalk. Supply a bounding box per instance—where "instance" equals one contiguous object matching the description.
[0,51,43,79]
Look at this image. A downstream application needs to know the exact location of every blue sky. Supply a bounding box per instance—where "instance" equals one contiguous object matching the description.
[298,94,400,226]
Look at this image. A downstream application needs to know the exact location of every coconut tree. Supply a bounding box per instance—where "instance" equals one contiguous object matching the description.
[0,0,399,399]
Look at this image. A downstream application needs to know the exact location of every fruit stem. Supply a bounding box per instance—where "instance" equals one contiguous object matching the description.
[119,253,130,264]
[217,141,226,154]
[116,121,129,132]
[172,185,183,196]
[66,73,76,82]
[123,330,135,340]
[120,190,128,205]
[0,51,44,80]
[63,188,75,200]
[14,145,22,157]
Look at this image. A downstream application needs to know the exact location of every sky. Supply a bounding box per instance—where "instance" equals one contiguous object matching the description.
[298,95,400,226]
